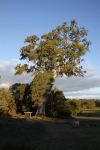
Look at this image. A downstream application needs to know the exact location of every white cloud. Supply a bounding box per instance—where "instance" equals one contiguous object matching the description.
[55,76,100,92]
[64,87,100,99]
[0,60,32,88]
[55,67,100,99]
[0,83,10,88]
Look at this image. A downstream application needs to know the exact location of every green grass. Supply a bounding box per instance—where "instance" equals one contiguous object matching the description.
[0,116,100,150]
[79,108,100,117]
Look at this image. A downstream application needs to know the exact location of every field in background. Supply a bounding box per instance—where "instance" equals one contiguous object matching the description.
[78,108,100,117]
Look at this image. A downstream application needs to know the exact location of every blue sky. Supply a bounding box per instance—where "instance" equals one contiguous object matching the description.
[0,0,100,98]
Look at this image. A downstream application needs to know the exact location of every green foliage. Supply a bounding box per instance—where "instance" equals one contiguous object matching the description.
[10,83,31,112]
[46,88,71,118]
[15,20,90,116]
[16,20,90,77]
[66,99,97,116]
[31,72,54,106]
[67,100,82,116]
[11,83,30,101]
[0,98,8,112]
[0,89,16,116]
[81,100,96,109]
[95,100,100,107]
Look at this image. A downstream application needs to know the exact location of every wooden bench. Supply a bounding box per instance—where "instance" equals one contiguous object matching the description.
[24,112,32,119]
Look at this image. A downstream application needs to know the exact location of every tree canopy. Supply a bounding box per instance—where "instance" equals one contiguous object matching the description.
[16,20,90,77]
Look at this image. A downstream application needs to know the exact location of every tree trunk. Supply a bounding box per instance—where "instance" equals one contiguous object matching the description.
[35,102,46,116]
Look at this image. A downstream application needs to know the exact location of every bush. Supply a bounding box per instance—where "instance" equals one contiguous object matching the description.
[46,89,72,118]
[0,89,16,116]
[68,100,82,116]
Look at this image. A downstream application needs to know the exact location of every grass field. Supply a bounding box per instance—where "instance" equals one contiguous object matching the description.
[79,108,100,117]
[0,115,100,150]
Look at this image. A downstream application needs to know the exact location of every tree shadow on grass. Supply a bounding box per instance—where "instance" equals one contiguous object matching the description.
[1,115,100,150]
[0,114,46,150]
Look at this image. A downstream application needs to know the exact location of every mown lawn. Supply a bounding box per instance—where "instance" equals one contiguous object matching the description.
[0,116,100,150]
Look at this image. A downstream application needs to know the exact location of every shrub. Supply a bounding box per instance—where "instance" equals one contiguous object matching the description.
[0,89,16,116]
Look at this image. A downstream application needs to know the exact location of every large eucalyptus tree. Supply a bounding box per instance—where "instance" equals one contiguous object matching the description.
[15,20,90,115]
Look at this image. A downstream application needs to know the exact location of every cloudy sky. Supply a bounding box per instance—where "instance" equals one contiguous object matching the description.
[0,0,100,99]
